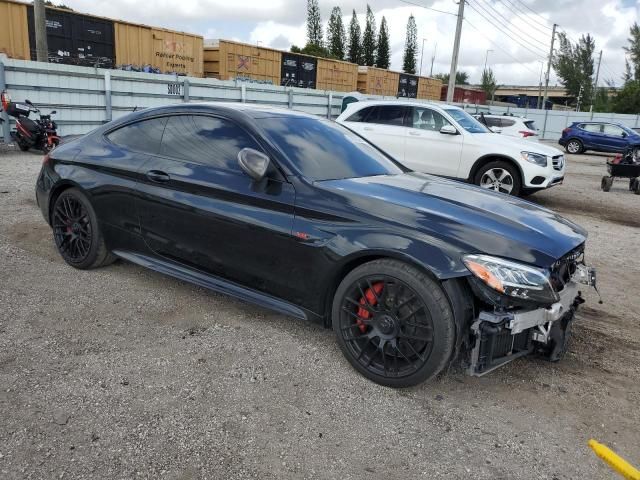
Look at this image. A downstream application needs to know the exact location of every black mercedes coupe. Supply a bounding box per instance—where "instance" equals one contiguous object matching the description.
[36,103,596,387]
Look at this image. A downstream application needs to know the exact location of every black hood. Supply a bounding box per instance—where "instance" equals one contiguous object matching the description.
[317,172,586,268]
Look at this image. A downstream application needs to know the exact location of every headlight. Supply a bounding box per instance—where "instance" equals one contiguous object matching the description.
[463,254,558,304]
[521,151,548,167]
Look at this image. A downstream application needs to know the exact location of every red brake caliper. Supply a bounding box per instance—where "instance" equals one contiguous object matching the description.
[356,282,384,333]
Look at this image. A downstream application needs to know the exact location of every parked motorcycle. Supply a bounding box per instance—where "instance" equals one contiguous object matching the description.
[2,94,59,153]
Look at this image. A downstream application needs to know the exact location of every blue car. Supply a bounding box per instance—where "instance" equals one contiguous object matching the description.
[559,122,640,155]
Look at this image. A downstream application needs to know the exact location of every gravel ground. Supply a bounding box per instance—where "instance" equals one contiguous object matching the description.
[0,144,638,479]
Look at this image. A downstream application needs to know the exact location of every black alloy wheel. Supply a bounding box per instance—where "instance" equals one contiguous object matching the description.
[52,188,115,269]
[333,259,455,388]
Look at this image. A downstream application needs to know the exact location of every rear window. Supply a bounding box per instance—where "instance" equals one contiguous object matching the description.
[524,120,537,131]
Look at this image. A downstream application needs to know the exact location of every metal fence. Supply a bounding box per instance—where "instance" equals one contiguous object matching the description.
[2,56,639,143]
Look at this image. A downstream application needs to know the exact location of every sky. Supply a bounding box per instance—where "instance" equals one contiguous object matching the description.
[60,0,639,86]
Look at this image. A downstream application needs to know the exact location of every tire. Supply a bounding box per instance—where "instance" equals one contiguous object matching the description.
[633,179,640,195]
[601,176,613,192]
[474,160,521,196]
[51,188,116,269]
[332,259,455,388]
[565,139,583,155]
[629,179,636,192]
[17,140,30,152]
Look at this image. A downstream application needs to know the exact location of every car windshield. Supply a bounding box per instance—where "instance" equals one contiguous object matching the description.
[257,116,405,181]
[620,124,637,135]
[444,108,490,133]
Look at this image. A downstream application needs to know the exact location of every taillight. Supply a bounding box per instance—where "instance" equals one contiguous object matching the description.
[0,90,10,111]
[519,131,538,138]
[562,128,570,135]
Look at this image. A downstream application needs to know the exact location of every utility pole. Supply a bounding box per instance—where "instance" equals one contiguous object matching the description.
[429,42,437,77]
[446,0,465,103]
[419,38,427,77]
[34,0,48,63]
[576,84,583,112]
[541,23,557,109]
[593,49,603,91]
[537,61,544,109]
[483,49,493,73]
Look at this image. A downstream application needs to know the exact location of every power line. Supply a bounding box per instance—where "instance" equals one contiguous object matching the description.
[475,0,550,51]
[497,0,552,36]
[512,0,554,28]
[397,0,458,16]
[500,0,552,31]
[466,2,548,59]
[463,18,541,77]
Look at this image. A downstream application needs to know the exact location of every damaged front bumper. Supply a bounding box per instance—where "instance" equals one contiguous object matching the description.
[468,264,597,376]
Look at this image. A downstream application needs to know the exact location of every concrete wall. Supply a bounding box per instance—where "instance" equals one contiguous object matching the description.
[2,56,639,142]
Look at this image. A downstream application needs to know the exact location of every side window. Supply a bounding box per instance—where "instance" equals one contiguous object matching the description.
[366,106,408,126]
[106,117,167,154]
[410,107,452,131]
[581,123,602,133]
[160,115,261,171]
[500,119,516,127]
[484,117,501,128]
[346,106,374,123]
[603,124,624,136]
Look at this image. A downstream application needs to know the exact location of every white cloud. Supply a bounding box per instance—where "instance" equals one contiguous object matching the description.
[60,0,638,85]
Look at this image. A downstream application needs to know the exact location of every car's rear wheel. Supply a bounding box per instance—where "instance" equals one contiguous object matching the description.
[601,176,613,192]
[332,259,455,388]
[565,139,583,154]
[52,188,115,269]
[475,161,521,196]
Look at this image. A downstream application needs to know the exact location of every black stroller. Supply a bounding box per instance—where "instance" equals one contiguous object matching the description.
[601,145,640,194]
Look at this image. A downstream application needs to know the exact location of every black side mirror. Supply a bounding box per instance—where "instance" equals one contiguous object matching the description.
[25,99,33,106]
[238,148,271,181]
[50,110,57,115]
[621,132,628,138]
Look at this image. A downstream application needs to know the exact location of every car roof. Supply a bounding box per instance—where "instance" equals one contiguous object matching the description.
[479,114,530,121]
[346,99,460,111]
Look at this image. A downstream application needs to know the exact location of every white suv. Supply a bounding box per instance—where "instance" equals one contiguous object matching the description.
[475,114,539,141]
[336,100,565,196]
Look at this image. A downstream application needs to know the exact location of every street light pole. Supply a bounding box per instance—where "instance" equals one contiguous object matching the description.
[419,38,427,77]
[542,23,558,109]
[429,42,437,77]
[537,61,544,109]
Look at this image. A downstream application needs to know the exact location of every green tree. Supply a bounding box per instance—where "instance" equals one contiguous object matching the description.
[612,80,640,113]
[552,33,595,109]
[362,5,377,66]
[593,86,614,112]
[402,14,418,74]
[623,22,640,80]
[480,68,498,100]
[306,0,323,48]
[376,17,391,69]
[327,6,346,60]
[290,43,334,59]
[348,10,361,65]
[433,71,469,85]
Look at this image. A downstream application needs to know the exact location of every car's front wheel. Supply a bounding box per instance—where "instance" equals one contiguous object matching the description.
[474,160,521,196]
[52,188,116,269]
[565,139,583,154]
[332,259,455,388]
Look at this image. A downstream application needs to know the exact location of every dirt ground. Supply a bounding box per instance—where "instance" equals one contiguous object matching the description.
[0,144,638,479]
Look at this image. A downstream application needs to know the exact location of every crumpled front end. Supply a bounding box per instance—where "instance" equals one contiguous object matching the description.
[464,244,597,376]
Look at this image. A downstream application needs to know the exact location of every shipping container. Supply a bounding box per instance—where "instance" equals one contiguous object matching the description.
[204,40,281,84]
[441,86,487,104]
[357,66,400,97]
[281,52,317,89]
[398,73,418,98]
[417,76,442,101]
[316,58,357,92]
[115,23,203,77]
[0,0,30,60]
[27,5,115,68]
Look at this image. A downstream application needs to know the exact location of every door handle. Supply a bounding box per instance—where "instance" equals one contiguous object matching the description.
[146,170,170,183]
[363,126,374,131]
